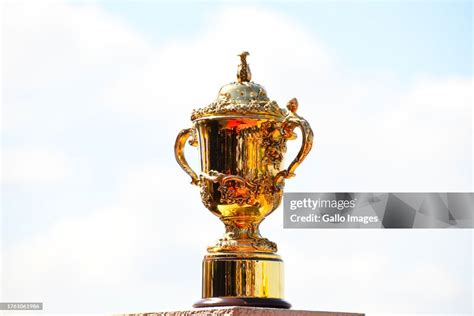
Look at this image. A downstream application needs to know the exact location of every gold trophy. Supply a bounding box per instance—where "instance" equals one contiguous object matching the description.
[174,52,313,309]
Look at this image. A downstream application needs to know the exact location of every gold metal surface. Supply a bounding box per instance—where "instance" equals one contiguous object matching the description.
[174,127,199,185]
[237,51,252,83]
[202,253,284,298]
[174,52,313,304]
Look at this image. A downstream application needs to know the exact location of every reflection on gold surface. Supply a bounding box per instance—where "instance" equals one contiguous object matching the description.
[174,52,313,303]
[202,253,284,298]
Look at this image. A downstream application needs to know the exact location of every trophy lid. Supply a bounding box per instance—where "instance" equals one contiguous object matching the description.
[191,52,287,120]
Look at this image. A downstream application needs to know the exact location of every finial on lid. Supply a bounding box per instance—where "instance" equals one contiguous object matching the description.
[237,51,252,83]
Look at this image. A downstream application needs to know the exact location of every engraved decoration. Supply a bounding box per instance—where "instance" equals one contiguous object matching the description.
[174,52,314,254]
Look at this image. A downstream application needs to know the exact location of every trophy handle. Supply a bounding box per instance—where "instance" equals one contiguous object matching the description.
[174,127,200,185]
[275,98,314,189]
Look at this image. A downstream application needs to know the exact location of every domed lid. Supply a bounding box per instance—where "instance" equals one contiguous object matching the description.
[191,52,287,120]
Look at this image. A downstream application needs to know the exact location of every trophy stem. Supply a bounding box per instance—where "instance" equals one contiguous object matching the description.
[208,220,278,253]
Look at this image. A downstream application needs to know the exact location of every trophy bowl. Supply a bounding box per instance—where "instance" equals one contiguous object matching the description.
[174,52,313,308]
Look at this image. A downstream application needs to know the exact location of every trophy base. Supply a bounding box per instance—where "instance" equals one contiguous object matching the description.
[195,252,290,309]
[193,297,291,309]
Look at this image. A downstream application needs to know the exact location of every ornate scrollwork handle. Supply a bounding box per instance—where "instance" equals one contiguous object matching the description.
[274,98,314,189]
[174,127,199,185]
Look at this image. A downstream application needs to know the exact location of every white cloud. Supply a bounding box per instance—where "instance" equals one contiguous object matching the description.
[3,1,151,85]
[5,206,139,289]
[2,148,70,185]
[2,0,152,133]
[6,160,471,313]
[98,5,334,132]
[283,243,469,313]
[2,1,472,315]
[96,7,472,191]
[2,162,221,312]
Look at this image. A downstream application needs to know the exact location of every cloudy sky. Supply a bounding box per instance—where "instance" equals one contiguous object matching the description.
[1,0,472,315]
